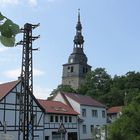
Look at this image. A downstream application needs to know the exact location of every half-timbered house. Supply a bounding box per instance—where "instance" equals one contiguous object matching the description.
[0,80,45,140]
[0,80,79,140]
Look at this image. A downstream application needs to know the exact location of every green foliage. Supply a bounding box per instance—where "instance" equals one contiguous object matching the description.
[108,102,140,140]
[49,84,76,98]
[78,68,112,104]
[0,12,20,47]
[78,68,140,107]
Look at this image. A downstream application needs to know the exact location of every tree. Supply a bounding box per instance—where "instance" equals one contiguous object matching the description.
[78,68,112,102]
[48,84,76,100]
[108,102,140,140]
[0,12,20,47]
[78,69,140,107]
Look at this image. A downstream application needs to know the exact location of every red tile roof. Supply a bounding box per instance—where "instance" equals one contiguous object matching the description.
[107,106,123,114]
[38,99,79,115]
[0,80,20,100]
[62,92,105,108]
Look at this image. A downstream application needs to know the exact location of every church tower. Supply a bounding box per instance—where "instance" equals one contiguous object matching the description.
[62,10,91,90]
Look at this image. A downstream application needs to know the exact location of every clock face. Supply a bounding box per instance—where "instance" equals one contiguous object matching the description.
[70,58,73,63]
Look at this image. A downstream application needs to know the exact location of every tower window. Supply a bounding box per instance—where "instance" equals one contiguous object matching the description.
[83,67,85,73]
[68,66,74,73]
[71,66,74,72]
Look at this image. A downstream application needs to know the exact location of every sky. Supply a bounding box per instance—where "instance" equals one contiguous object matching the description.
[0,0,140,99]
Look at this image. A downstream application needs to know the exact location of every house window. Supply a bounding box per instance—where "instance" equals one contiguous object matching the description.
[102,110,106,118]
[83,125,87,134]
[55,116,58,122]
[69,116,72,122]
[91,125,94,133]
[92,110,98,117]
[65,116,67,122]
[50,116,54,122]
[60,116,63,122]
[82,109,86,117]
[33,114,37,125]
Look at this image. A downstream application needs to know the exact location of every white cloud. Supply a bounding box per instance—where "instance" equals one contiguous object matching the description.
[47,0,55,2]
[3,68,45,79]
[28,0,37,7]
[34,69,45,76]
[0,0,38,7]
[33,86,52,99]
[0,0,20,6]
[0,47,8,52]
[3,68,20,79]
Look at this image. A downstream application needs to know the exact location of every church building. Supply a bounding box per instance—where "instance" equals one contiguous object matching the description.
[62,10,91,90]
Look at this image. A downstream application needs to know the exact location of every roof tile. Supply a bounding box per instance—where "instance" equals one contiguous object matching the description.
[0,80,20,100]
[62,92,105,108]
[38,99,79,115]
[107,106,123,114]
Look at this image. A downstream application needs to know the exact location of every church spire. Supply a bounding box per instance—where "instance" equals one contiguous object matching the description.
[73,9,84,48]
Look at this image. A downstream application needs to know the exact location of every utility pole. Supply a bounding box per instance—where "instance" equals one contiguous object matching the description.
[16,23,40,140]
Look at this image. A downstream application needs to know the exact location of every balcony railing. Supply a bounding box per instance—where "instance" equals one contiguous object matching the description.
[44,122,77,129]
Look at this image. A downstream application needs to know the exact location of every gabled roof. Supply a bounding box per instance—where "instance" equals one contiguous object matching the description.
[38,99,79,115]
[61,92,105,108]
[0,80,20,101]
[107,106,123,114]
[0,80,45,112]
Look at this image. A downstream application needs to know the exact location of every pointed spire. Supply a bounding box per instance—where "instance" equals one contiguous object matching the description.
[78,8,80,23]
[73,9,84,48]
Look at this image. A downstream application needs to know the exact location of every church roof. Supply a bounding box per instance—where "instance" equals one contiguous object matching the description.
[61,92,106,108]
[38,99,79,115]
[0,80,20,101]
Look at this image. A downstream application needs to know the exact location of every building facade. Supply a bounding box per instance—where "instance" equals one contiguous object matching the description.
[0,80,45,140]
[53,92,107,140]
[0,80,79,140]
[107,106,123,123]
[62,11,91,90]
[38,100,79,140]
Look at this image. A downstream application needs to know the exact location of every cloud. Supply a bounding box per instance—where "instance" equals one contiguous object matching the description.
[0,47,8,52]
[0,0,20,6]
[3,68,45,79]
[47,0,55,2]
[33,69,45,76]
[28,0,37,7]
[0,0,38,7]
[33,86,52,99]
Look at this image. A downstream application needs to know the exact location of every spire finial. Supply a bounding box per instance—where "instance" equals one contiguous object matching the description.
[78,9,80,22]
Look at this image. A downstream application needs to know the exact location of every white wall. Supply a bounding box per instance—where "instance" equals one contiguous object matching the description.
[79,105,106,140]
[44,114,78,140]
